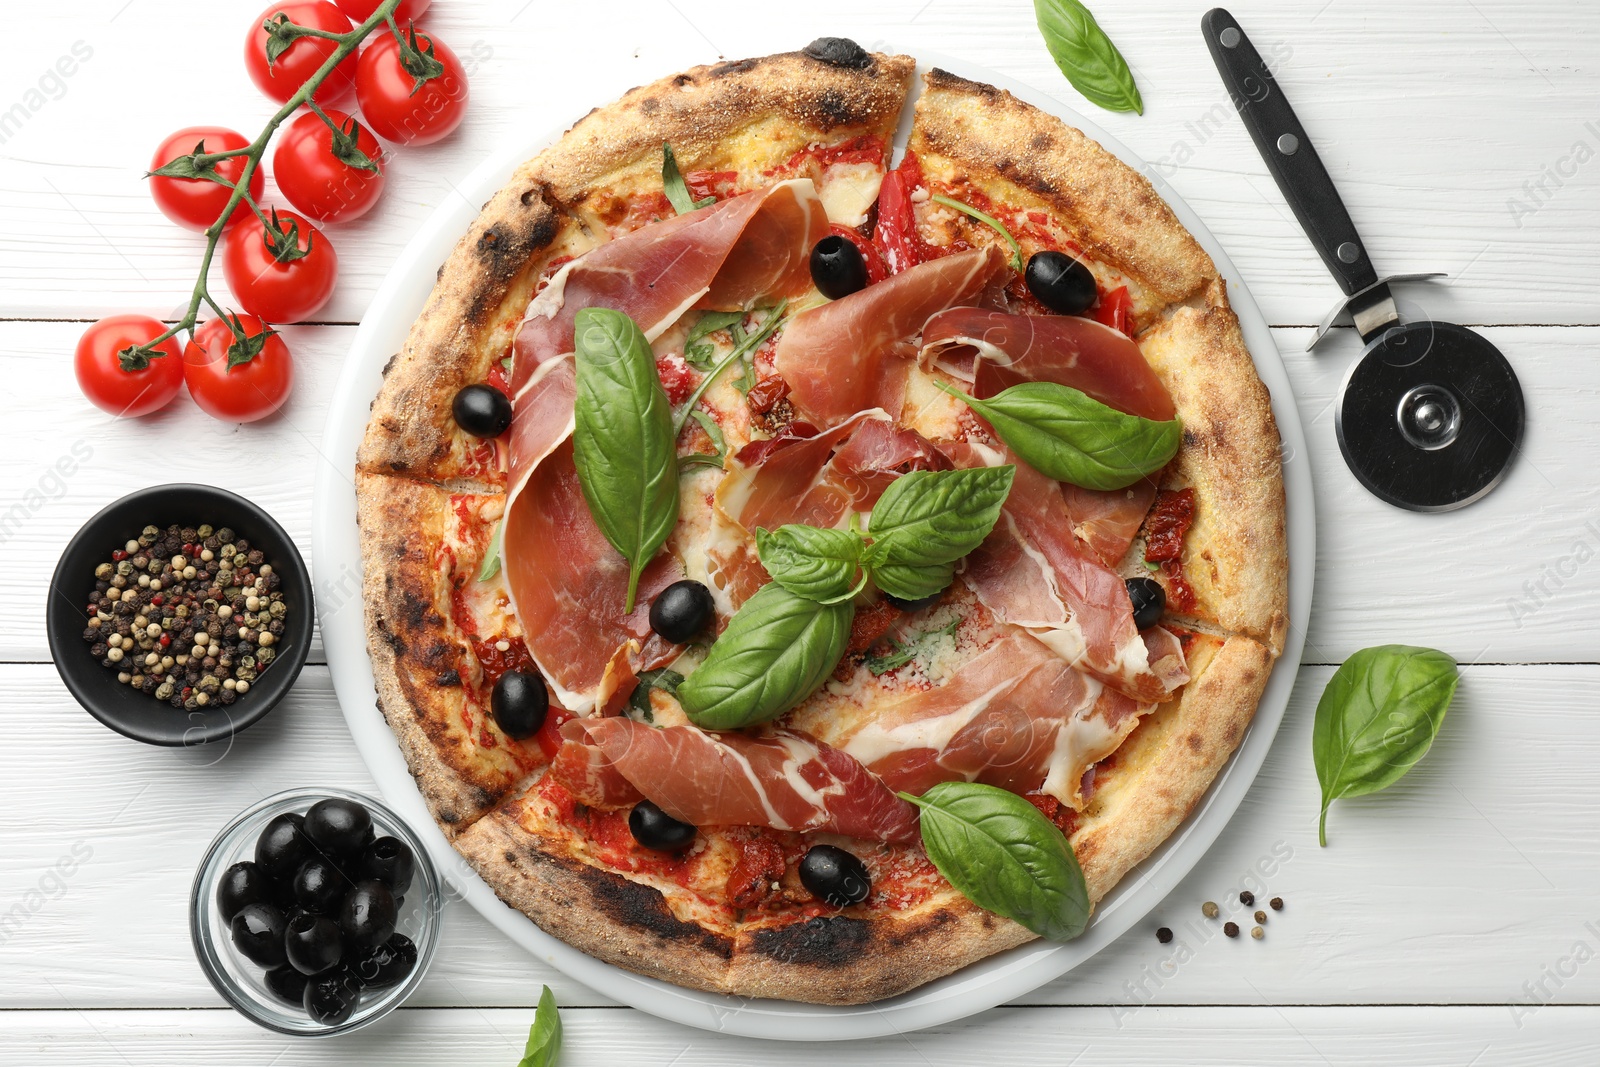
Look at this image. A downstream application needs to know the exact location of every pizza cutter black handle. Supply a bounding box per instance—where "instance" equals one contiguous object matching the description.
[1201,9,1378,297]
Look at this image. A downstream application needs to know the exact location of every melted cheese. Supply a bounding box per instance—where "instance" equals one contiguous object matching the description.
[818,161,885,228]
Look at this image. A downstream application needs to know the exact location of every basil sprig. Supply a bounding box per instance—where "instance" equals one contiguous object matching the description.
[902,782,1090,942]
[662,142,715,215]
[1033,0,1144,115]
[865,465,1015,601]
[571,307,679,613]
[677,582,853,730]
[756,525,864,604]
[1314,645,1459,846]
[515,985,561,1067]
[940,381,1179,492]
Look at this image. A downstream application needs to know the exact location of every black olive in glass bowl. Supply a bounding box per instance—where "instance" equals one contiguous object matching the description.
[357,836,416,897]
[628,800,697,852]
[263,964,310,1006]
[798,844,872,907]
[341,880,398,952]
[809,234,869,299]
[1025,250,1097,316]
[302,797,373,861]
[491,670,549,740]
[255,812,315,882]
[291,858,351,915]
[352,933,419,990]
[216,860,274,924]
[649,580,715,643]
[284,913,345,976]
[303,966,363,1027]
[1125,576,1166,631]
[452,383,513,438]
[230,902,289,967]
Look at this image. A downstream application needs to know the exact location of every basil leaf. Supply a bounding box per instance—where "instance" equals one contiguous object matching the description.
[865,616,961,676]
[1033,0,1144,114]
[866,465,1014,571]
[627,668,684,723]
[572,307,679,612]
[678,582,853,730]
[901,781,1089,942]
[756,524,863,603]
[940,381,1179,491]
[931,194,1023,272]
[516,985,561,1067]
[477,518,503,582]
[662,142,715,215]
[869,559,956,602]
[1313,645,1459,847]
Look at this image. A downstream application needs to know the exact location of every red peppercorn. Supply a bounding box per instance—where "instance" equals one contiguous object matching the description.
[159,633,171,647]
[151,594,164,606]
[112,550,126,561]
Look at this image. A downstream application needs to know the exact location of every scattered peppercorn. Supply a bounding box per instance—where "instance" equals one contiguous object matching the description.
[1254,909,1267,924]
[1250,925,1264,940]
[1202,901,1219,919]
[1239,890,1255,907]
[1270,897,1283,911]
[1156,927,1173,944]
[80,522,289,710]
[1223,921,1239,938]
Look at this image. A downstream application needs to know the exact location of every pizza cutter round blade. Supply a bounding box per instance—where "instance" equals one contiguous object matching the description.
[1203,8,1526,511]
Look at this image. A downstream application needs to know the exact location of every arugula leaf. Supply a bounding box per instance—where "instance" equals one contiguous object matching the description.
[679,408,727,471]
[672,302,787,436]
[931,194,1023,272]
[515,985,562,1067]
[677,582,853,730]
[571,308,679,612]
[662,142,715,215]
[939,381,1179,491]
[626,668,684,723]
[756,525,864,603]
[1033,0,1144,114]
[902,781,1089,942]
[477,518,504,582]
[865,617,961,676]
[683,310,745,369]
[1314,645,1458,846]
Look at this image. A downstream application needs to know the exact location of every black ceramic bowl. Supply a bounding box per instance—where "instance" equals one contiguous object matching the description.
[46,484,313,746]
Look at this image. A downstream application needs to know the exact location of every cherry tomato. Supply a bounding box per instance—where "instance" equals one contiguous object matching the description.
[355,25,468,146]
[183,315,294,423]
[271,110,386,223]
[149,127,265,232]
[335,0,430,21]
[244,2,358,105]
[223,209,339,324]
[74,315,186,418]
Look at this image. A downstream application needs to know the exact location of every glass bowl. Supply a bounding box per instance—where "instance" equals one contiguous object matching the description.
[190,787,442,1036]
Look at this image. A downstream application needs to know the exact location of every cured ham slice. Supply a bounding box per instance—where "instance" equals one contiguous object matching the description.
[548,718,923,845]
[707,413,948,608]
[920,307,1175,421]
[837,632,1149,809]
[774,244,1010,426]
[945,442,1188,703]
[1059,479,1160,568]
[501,181,826,711]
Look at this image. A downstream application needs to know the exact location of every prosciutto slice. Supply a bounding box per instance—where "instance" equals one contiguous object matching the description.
[502,181,827,711]
[946,442,1188,703]
[548,718,923,845]
[774,244,1011,426]
[837,632,1149,809]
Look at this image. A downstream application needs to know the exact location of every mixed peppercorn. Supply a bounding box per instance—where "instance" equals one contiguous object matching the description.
[1155,892,1285,946]
[80,523,288,710]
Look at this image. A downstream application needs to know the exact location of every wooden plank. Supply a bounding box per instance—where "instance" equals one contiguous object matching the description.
[0,1005,1594,1064]
[3,321,1596,665]
[0,2,1596,326]
[4,663,1598,1011]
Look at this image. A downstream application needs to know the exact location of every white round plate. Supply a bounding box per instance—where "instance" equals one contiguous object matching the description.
[314,47,1314,1042]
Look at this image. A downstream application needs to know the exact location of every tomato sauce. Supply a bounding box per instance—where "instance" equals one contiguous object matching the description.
[1024,792,1081,838]
[1145,487,1198,612]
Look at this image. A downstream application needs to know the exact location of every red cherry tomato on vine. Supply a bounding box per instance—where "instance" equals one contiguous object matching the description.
[148,127,265,232]
[244,1,358,105]
[183,315,295,423]
[75,315,186,418]
[355,26,468,145]
[271,109,386,223]
[335,0,430,21]
[222,209,339,324]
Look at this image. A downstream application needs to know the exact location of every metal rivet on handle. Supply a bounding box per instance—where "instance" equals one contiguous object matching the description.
[1219,26,1241,47]
[1337,241,1360,263]
[1276,133,1299,155]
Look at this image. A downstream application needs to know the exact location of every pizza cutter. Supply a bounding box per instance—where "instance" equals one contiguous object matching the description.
[1201,8,1525,512]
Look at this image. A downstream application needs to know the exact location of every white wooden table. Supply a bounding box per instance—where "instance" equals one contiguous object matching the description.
[4,1,1597,1062]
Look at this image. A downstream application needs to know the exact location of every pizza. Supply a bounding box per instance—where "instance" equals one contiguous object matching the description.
[355,39,1287,1005]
